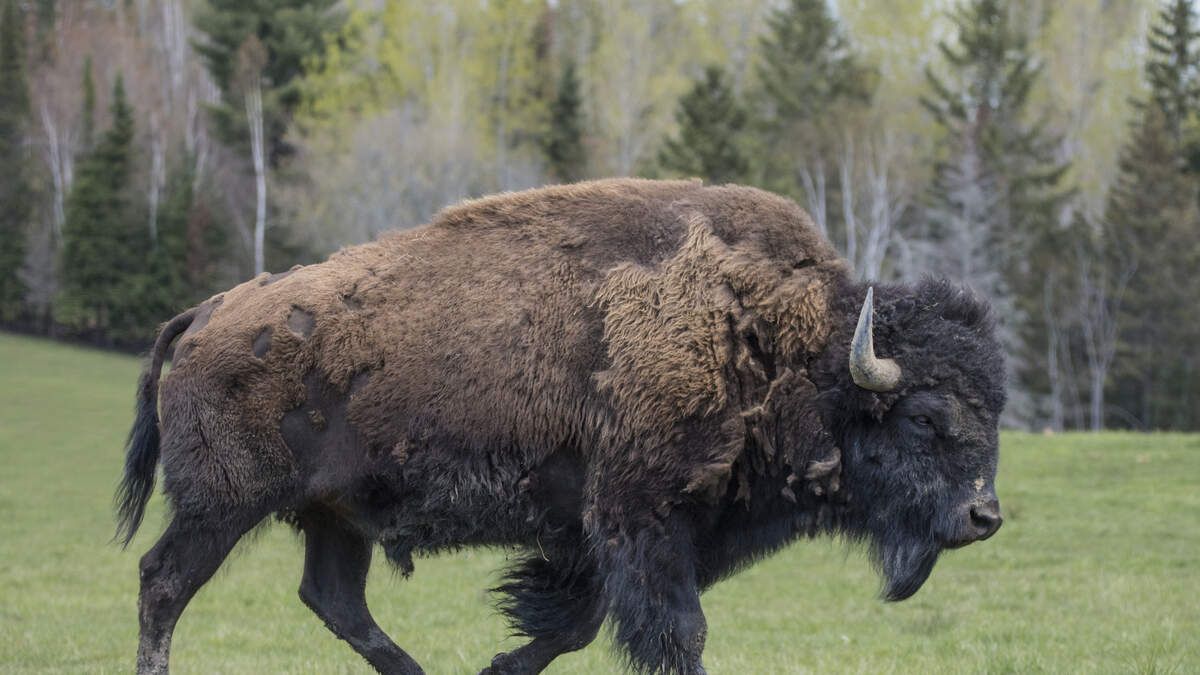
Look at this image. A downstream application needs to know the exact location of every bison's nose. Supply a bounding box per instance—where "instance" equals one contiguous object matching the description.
[969,499,1003,541]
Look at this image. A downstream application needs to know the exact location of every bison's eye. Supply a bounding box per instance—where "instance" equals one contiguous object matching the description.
[910,415,934,428]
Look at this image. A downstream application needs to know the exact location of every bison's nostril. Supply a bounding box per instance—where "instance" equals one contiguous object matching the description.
[969,500,1003,540]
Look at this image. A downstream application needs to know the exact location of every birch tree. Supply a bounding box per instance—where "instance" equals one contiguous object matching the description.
[236,36,268,276]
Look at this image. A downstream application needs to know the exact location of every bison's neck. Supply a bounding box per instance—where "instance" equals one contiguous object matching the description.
[694,454,848,589]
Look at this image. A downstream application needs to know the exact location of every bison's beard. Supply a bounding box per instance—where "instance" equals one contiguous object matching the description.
[874,537,940,601]
[856,498,943,601]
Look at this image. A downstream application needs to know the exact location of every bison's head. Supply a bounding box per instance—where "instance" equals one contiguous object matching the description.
[815,279,1005,601]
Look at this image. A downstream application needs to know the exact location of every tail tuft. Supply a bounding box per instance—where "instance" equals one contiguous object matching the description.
[113,308,196,548]
[114,369,162,547]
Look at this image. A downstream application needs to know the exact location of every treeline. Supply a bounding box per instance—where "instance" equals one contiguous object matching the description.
[0,0,1196,431]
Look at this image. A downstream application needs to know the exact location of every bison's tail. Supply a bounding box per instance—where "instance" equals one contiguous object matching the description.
[114,308,197,548]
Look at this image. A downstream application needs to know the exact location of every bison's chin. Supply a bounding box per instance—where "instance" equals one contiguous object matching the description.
[876,540,940,602]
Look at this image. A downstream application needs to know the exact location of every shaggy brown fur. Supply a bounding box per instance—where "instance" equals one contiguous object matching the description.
[117,178,1005,675]
[160,178,845,524]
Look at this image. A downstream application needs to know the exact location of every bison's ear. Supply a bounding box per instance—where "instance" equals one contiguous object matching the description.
[849,287,901,392]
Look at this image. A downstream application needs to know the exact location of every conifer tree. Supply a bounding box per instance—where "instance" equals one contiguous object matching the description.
[1103,105,1195,429]
[0,0,32,321]
[750,0,875,229]
[57,75,148,342]
[922,0,1070,261]
[1103,0,1200,430]
[193,0,345,166]
[1146,0,1199,146]
[756,0,873,124]
[193,0,345,275]
[542,60,585,183]
[658,66,749,184]
[132,162,202,334]
[921,0,1070,425]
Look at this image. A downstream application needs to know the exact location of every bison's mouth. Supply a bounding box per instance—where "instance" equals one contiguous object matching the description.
[876,539,940,602]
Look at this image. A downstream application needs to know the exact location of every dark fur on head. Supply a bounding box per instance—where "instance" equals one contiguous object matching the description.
[811,277,1005,600]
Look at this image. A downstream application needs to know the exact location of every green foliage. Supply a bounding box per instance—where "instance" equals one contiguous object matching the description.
[921,0,1073,427]
[748,0,876,209]
[56,75,149,344]
[543,60,586,183]
[192,0,345,164]
[756,0,874,124]
[658,65,749,184]
[0,0,32,321]
[922,0,1070,238]
[1101,3,1200,431]
[1145,0,1199,145]
[144,162,207,325]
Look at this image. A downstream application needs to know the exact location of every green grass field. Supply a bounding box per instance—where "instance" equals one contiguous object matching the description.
[0,331,1196,674]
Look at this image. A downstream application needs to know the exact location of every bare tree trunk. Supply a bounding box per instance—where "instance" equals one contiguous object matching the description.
[149,111,165,246]
[799,159,827,238]
[861,132,908,281]
[245,82,266,276]
[1043,276,1065,431]
[39,102,69,245]
[840,133,857,271]
[1076,239,1135,431]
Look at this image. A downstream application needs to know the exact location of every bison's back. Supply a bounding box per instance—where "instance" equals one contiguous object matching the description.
[158,178,845,511]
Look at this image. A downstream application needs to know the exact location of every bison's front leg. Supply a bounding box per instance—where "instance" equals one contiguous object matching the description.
[595,510,708,675]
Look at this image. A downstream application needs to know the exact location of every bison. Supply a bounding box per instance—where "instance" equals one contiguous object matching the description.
[116,178,1005,674]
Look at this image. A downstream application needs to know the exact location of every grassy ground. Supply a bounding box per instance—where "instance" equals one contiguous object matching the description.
[0,330,1196,674]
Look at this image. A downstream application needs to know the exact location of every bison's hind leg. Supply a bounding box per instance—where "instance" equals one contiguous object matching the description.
[483,547,606,674]
[136,507,268,674]
[296,505,425,674]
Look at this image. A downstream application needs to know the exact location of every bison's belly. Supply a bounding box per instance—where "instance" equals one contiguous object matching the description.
[323,449,588,558]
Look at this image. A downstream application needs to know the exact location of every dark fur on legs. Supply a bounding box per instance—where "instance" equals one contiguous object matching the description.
[136,511,261,674]
[484,545,606,674]
[296,506,425,674]
[598,514,708,675]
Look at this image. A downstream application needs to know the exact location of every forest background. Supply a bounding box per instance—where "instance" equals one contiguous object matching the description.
[0,0,1196,432]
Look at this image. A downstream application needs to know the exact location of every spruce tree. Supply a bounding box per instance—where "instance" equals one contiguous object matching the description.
[750,0,875,225]
[542,60,585,183]
[0,0,32,321]
[922,0,1070,252]
[756,0,873,124]
[1103,0,1200,430]
[921,0,1070,426]
[192,0,345,166]
[1104,105,1195,429]
[57,75,148,343]
[658,66,749,184]
[1146,0,1199,146]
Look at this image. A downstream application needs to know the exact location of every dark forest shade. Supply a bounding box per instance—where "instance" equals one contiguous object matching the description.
[1102,0,1200,431]
[0,0,31,321]
[56,75,143,342]
[658,65,750,184]
[542,60,586,183]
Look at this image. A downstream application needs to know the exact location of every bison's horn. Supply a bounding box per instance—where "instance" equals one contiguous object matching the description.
[849,287,901,392]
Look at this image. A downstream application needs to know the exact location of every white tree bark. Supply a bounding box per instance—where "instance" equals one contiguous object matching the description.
[1075,238,1136,431]
[246,81,267,276]
[799,159,827,238]
[149,111,165,245]
[38,102,70,245]
[840,133,858,269]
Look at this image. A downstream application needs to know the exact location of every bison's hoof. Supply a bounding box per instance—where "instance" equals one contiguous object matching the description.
[478,652,519,675]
